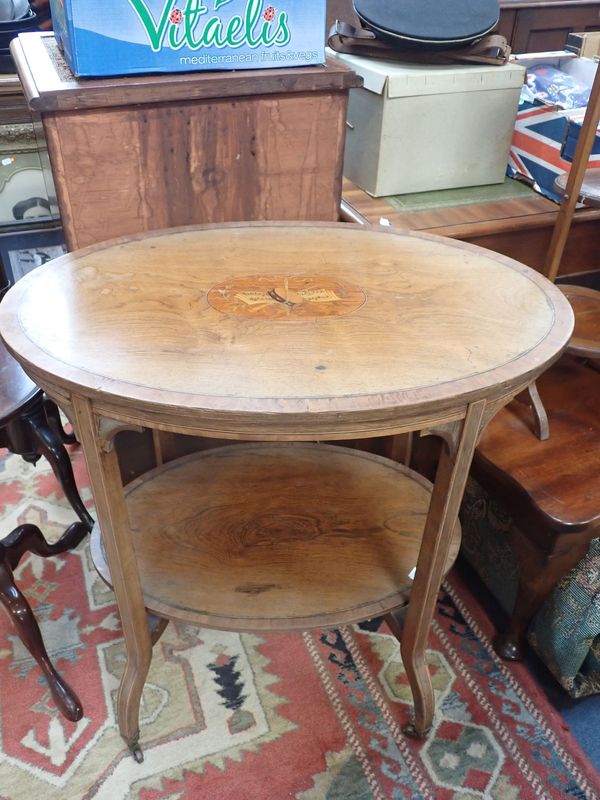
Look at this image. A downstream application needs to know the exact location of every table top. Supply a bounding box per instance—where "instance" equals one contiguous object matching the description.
[0,222,573,438]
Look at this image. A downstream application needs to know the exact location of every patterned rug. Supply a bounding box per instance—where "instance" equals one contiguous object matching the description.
[0,448,599,800]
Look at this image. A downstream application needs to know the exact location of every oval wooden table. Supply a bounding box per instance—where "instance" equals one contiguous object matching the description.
[0,222,574,761]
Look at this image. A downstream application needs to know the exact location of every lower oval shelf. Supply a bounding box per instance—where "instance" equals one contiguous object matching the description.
[91,442,461,631]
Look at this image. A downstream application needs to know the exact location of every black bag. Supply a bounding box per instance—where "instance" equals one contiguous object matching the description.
[353,0,500,49]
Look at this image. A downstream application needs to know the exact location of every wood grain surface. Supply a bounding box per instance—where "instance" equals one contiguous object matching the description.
[11,36,359,252]
[41,92,350,249]
[11,34,360,112]
[558,284,600,358]
[90,443,461,630]
[475,355,600,530]
[473,355,600,658]
[0,223,574,440]
[341,178,600,276]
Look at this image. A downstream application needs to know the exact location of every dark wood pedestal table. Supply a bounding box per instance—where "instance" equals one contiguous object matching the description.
[0,223,573,761]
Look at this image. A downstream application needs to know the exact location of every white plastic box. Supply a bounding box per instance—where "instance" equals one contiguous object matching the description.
[329,50,526,197]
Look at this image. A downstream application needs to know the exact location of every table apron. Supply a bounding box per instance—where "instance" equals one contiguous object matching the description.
[24,376,534,445]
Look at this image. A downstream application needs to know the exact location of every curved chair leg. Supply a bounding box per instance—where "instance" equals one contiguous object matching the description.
[516,381,549,441]
[43,397,77,445]
[22,405,94,531]
[0,523,88,721]
[3,521,89,566]
[494,523,595,660]
[526,382,550,441]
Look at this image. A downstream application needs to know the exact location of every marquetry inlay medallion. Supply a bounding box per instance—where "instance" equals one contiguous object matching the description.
[207,274,366,320]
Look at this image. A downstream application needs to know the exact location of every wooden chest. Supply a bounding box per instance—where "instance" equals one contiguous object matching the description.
[11,32,360,250]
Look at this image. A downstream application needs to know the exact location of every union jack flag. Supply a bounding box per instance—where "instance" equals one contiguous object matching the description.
[507,101,600,203]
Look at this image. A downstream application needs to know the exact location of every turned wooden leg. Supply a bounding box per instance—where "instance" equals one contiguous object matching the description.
[43,396,77,445]
[494,523,596,661]
[23,403,94,531]
[399,402,485,738]
[0,523,88,722]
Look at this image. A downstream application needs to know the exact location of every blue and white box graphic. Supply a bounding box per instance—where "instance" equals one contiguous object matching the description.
[48,0,326,77]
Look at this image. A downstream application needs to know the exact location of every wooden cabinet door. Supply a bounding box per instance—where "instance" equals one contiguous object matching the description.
[511,3,600,53]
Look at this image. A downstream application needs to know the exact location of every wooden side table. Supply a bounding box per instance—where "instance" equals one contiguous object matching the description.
[0,222,573,760]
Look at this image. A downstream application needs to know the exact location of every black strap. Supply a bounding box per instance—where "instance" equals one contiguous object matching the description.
[328,21,511,66]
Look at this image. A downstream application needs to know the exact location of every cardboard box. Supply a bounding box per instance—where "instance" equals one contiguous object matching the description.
[566,31,600,58]
[48,0,326,77]
[507,52,600,202]
[562,114,600,163]
[328,49,525,197]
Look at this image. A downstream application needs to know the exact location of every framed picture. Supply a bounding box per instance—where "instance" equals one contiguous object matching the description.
[0,224,66,286]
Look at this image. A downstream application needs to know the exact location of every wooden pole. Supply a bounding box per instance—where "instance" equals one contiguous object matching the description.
[544,59,600,283]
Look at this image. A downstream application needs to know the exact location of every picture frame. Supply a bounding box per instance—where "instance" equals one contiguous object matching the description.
[0,222,65,286]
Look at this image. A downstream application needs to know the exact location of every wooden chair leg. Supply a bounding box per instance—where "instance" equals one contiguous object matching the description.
[43,397,77,445]
[515,381,549,441]
[494,523,595,661]
[149,613,169,646]
[525,381,549,441]
[22,404,94,530]
[0,523,88,721]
